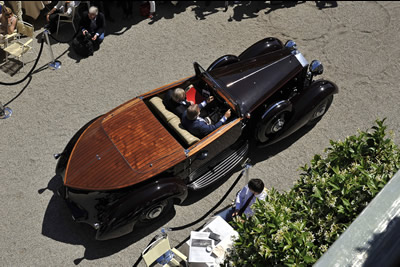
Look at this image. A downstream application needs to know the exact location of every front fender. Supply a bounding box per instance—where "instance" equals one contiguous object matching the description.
[95,177,188,240]
[291,80,338,123]
[257,80,338,146]
[303,80,339,108]
[238,37,284,61]
[207,55,239,72]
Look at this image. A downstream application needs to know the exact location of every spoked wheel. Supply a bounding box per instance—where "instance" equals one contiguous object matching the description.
[307,95,333,125]
[256,110,291,143]
[138,199,173,224]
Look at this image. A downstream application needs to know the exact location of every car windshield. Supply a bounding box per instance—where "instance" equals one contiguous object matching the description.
[194,62,238,113]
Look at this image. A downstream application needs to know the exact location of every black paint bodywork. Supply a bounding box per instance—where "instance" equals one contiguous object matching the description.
[56,37,338,240]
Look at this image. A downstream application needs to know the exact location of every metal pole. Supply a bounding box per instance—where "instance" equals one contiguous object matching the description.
[43,30,61,70]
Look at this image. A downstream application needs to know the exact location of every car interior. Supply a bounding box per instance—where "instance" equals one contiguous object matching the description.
[146,77,236,149]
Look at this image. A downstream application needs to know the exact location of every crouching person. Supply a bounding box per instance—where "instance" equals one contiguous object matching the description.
[218,178,267,222]
[79,6,105,50]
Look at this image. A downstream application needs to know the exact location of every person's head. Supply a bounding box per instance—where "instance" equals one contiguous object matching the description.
[88,6,98,20]
[172,88,186,103]
[186,104,200,120]
[248,179,264,195]
[2,6,13,18]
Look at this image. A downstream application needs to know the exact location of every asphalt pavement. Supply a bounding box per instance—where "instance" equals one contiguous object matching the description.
[1,1,400,266]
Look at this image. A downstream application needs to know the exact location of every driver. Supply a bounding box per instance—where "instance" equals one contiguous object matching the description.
[182,96,231,138]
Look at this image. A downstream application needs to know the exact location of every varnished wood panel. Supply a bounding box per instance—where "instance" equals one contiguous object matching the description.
[65,99,186,191]
[187,118,242,156]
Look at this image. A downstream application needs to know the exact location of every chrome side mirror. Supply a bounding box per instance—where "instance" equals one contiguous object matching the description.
[309,60,324,75]
[285,40,297,50]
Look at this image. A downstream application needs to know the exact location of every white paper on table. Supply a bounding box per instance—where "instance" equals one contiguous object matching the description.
[188,231,215,263]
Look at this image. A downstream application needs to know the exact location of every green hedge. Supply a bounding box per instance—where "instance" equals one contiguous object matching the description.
[226,119,400,266]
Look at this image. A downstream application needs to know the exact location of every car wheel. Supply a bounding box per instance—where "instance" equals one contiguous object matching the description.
[138,199,173,224]
[307,95,333,125]
[256,110,291,143]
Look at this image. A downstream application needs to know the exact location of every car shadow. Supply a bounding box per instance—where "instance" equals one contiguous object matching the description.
[39,123,316,263]
[248,123,316,165]
[40,175,175,264]
[180,164,244,206]
[180,123,317,206]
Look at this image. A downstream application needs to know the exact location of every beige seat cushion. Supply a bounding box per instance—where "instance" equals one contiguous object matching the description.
[149,96,176,122]
[168,117,199,146]
[149,96,199,146]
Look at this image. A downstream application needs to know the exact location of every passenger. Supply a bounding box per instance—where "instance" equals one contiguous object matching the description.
[182,96,231,138]
[163,88,193,118]
[44,1,77,34]
[0,6,17,37]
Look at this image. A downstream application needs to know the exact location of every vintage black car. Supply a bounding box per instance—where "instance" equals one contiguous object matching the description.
[55,37,338,240]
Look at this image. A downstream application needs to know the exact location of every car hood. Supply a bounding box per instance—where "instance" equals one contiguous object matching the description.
[210,48,307,114]
[64,98,187,191]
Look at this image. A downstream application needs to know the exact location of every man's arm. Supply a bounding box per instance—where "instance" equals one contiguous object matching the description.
[198,109,230,136]
[46,7,57,21]
[96,13,105,35]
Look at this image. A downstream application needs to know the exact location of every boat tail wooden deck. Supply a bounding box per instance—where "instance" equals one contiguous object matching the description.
[64,98,186,191]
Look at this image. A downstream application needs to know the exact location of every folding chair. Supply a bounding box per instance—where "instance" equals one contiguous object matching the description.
[3,21,34,68]
[142,234,188,267]
[56,5,77,36]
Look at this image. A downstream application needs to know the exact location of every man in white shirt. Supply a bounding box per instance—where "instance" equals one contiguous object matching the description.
[218,178,267,222]
[45,1,77,34]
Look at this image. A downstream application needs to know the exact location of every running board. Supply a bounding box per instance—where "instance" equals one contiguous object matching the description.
[188,142,249,190]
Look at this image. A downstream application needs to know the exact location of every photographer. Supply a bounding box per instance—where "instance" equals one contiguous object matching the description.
[79,6,105,48]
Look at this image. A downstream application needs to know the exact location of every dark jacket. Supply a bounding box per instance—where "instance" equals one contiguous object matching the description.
[79,11,105,35]
[182,112,225,138]
[163,90,190,118]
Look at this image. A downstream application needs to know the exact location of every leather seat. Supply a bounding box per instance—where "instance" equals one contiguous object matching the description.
[149,96,199,146]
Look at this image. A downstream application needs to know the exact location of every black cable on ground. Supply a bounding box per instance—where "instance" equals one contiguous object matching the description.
[3,76,32,107]
[170,167,246,231]
[0,38,44,86]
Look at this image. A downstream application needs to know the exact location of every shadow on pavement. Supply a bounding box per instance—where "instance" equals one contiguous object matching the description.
[355,216,400,267]
[229,1,268,21]
[248,123,316,165]
[39,119,316,264]
[39,175,175,264]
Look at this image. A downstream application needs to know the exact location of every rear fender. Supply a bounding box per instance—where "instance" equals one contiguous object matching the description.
[95,177,188,240]
[239,37,284,61]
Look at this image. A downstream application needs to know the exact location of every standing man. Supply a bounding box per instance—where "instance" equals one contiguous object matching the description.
[218,179,267,222]
[79,6,105,48]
